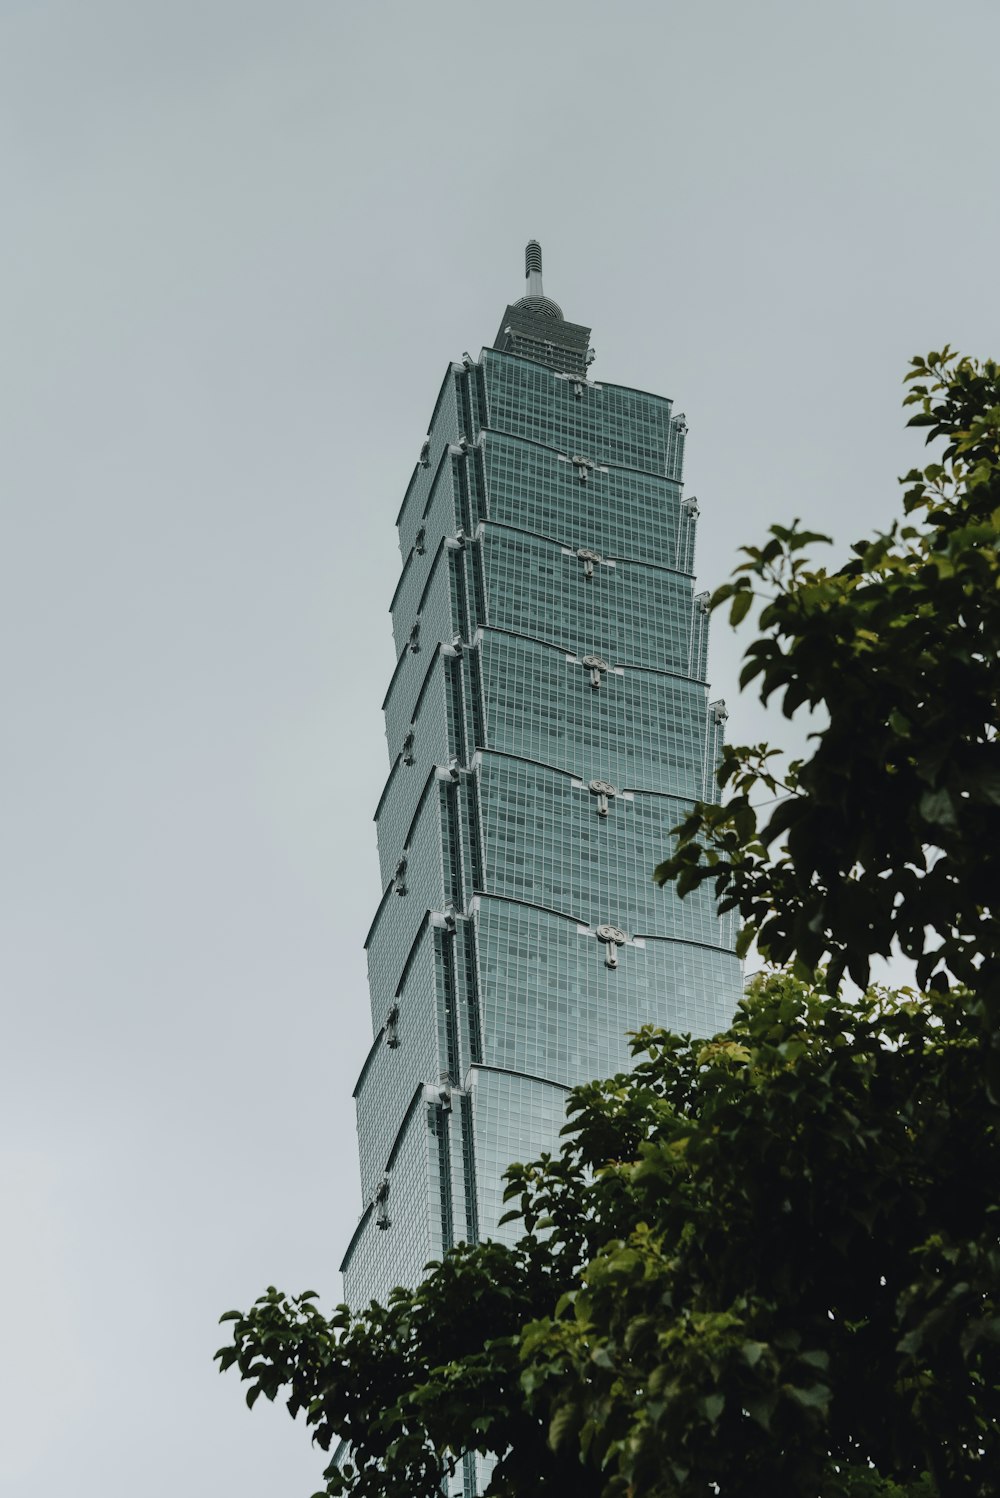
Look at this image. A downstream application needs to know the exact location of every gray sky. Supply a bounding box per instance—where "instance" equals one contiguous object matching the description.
[3,2,998,1493]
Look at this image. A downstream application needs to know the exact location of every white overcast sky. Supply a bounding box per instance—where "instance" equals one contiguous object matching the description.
[3,2,998,1493]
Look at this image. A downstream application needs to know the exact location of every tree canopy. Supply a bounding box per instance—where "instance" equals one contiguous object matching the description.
[218,351,1000,1497]
[657,349,1000,1011]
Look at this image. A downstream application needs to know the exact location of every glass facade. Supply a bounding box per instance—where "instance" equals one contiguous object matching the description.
[341,257,740,1335]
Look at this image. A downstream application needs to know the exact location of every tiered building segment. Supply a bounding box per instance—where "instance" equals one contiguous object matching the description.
[342,244,740,1310]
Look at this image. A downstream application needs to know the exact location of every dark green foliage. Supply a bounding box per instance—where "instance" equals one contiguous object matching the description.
[217,1243,592,1497]
[217,353,1000,1496]
[656,350,1000,1011]
[219,976,997,1496]
[522,979,999,1496]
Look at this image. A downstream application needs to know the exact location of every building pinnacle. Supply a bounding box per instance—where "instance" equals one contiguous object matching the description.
[525,239,544,298]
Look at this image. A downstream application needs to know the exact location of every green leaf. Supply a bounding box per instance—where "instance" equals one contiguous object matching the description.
[786,1383,830,1413]
[730,589,753,626]
[745,1393,777,1432]
[735,922,757,959]
[701,1391,725,1423]
[919,787,957,829]
[965,767,1000,806]
[548,1403,577,1450]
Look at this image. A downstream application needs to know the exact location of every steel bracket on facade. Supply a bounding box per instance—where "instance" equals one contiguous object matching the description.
[576,546,604,580]
[577,921,640,969]
[595,924,628,969]
[555,452,609,481]
[375,1175,391,1230]
[582,654,610,689]
[572,776,633,800]
[588,778,618,817]
[562,545,615,574]
[423,1077,463,1114]
[556,372,603,391]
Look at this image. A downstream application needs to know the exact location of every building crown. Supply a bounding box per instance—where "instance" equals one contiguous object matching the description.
[493,240,593,379]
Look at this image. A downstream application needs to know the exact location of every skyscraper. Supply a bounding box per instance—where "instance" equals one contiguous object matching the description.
[341,243,740,1312]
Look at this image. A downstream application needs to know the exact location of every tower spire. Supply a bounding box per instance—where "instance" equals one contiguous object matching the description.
[525,239,544,298]
[494,238,590,377]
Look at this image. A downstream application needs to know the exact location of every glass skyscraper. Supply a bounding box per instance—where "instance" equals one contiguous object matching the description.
[341,243,740,1312]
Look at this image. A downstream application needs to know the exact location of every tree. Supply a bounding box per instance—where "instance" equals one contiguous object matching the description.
[658,349,1000,1012]
[217,351,1000,1496]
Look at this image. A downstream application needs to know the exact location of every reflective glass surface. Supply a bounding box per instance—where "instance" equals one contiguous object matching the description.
[342,349,739,1307]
